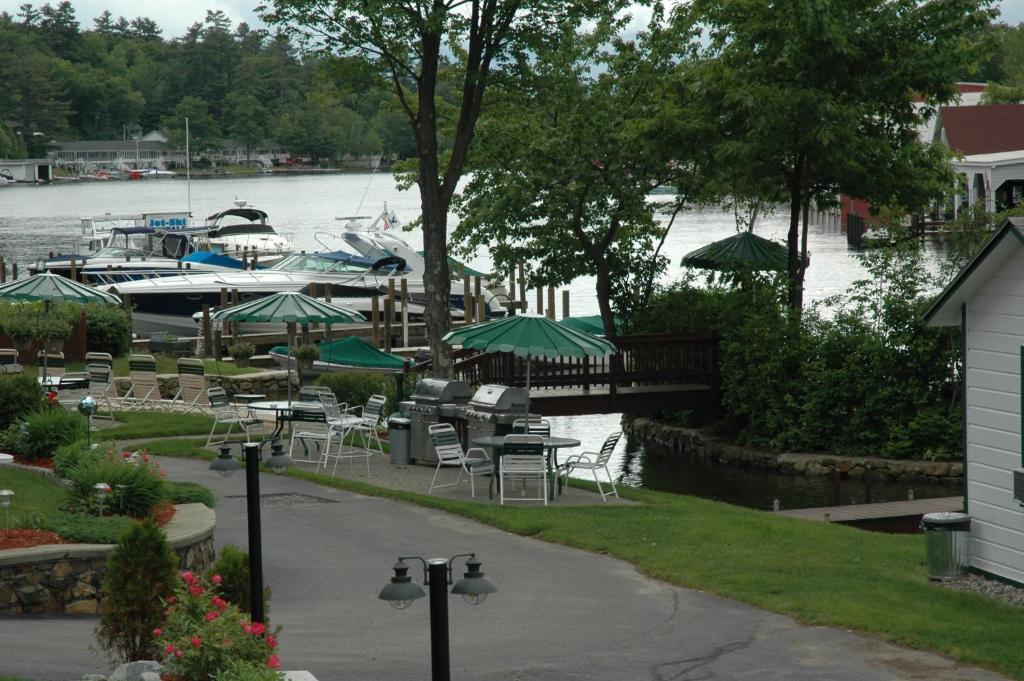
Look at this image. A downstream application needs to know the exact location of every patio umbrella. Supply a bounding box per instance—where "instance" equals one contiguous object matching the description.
[558,314,622,337]
[681,231,789,272]
[0,272,122,379]
[211,291,366,404]
[442,313,616,418]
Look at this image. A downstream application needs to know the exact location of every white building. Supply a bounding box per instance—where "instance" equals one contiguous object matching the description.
[925,216,1024,584]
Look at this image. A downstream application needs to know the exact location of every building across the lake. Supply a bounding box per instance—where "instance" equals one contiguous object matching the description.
[925,216,1024,585]
[0,158,52,183]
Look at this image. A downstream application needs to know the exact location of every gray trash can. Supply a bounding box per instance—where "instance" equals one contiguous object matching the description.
[387,415,411,465]
[921,512,970,580]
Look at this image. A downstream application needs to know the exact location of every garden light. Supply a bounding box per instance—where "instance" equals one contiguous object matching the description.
[264,441,292,475]
[93,482,111,516]
[209,445,240,478]
[0,489,13,529]
[77,396,97,444]
[378,553,496,681]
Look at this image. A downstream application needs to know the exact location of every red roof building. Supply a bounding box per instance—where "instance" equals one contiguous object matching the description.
[938,104,1024,155]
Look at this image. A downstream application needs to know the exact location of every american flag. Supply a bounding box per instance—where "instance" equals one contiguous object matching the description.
[382,210,400,231]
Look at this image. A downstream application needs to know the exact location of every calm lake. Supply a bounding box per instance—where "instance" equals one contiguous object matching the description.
[0,173,954,509]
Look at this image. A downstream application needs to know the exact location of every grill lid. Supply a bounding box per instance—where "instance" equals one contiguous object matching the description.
[468,384,529,412]
[411,378,473,405]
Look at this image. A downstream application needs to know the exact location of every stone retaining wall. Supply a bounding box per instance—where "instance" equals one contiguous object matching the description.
[625,417,963,481]
[0,504,216,616]
[114,369,298,400]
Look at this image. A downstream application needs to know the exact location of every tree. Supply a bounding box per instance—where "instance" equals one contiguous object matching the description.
[682,0,996,311]
[93,10,113,33]
[453,11,702,337]
[38,1,78,58]
[262,0,633,376]
[224,92,270,161]
[161,95,218,154]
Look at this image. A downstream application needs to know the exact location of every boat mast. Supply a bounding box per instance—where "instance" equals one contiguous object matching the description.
[185,117,191,219]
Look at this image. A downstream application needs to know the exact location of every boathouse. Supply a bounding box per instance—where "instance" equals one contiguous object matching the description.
[925,216,1024,584]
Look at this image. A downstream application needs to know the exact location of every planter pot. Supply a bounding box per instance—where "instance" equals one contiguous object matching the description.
[43,339,64,353]
[233,357,251,368]
[298,359,314,370]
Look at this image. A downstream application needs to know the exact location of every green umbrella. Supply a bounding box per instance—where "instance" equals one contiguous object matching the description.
[681,231,789,272]
[558,314,621,337]
[212,292,366,404]
[0,272,121,305]
[442,314,616,418]
[270,336,407,371]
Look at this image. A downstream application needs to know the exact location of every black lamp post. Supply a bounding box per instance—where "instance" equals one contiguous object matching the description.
[379,553,497,681]
[209,441,292,624]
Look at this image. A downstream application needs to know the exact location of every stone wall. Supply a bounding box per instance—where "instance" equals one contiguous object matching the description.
[625,417,963,481]
[0,504,216,616]
[114,370,298,400]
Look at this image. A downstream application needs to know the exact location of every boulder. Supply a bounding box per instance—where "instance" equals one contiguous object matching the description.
[108,660,163,681]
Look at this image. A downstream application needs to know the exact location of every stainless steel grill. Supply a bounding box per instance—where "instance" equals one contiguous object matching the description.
[464,384,532,458]
[408,378,472,464]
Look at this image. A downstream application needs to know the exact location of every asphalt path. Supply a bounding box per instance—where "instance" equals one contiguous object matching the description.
[1,456,1012,681]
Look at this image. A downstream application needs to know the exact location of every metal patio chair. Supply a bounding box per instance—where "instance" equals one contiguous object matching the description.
[557,431,622,502]
[427,423,492,498]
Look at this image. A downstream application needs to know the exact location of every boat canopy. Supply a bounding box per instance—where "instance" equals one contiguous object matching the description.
[271,336,409,371]
[180,251,250,270]
[207,223,276,238]
[206,207,269,223]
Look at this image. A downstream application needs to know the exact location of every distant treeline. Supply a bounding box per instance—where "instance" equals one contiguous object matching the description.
[0,2,418,162]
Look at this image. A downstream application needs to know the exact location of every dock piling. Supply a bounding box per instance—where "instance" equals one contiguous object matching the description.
[400,278,409,348]
[546,287,555,319]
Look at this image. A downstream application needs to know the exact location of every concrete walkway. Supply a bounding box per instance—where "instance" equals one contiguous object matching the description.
[2,455,1013,681]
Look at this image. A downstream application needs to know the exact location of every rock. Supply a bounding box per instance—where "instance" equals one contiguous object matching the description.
[15,583,50,606]
[65,599,98,614]
[81,674,107,681]
[108,660,163,681]
[140,672,162,681]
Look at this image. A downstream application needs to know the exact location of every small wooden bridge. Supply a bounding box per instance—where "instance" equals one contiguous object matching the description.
[779,496,964,533]
[451,333,721,416]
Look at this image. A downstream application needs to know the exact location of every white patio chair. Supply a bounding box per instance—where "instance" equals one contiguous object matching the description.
[168,358,209,413]
[427,423,492,498]
[86,363,116,419]
[56,371,90,409]
[512,417,551,436]
[342,394,387,458]
[0,348,22,374]
[206,387,263,446]
[37,351,65,378]
[557,431,622,502]
[499,434,547,506]
[122,354,170,411]
[84,351,113,368]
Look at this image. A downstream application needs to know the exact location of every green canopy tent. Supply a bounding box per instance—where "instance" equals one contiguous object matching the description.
[270,336,407,372]
[211,292,365,405]
[442,313,616,418]
[681,231,789,272]
[0,272,122,378]
[558,314,622,337]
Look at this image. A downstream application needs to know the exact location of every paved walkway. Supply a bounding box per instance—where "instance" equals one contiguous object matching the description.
[2,455,1013,681]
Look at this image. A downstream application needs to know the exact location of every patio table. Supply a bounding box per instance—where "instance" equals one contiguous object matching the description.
[472,435,581,501]
[246,400,322,442]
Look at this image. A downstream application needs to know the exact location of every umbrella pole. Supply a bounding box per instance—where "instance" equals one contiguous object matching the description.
[525,352,531,422]
[286,321,295,405]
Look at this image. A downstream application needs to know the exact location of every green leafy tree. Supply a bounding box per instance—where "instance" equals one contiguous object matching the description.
[224,92,270,161]
[161,95,218,154]
[454,12,702,336]
[97,518,179,662]
[681,0,995,311]
[262,0,634,376]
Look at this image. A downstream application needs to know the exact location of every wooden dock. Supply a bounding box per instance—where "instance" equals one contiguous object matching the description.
[778,496,964,533]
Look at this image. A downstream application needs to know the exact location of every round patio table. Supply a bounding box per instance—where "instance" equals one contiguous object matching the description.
[247,400,323,442]
[472,435,581,501]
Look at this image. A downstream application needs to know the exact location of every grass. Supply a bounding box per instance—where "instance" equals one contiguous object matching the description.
[100,412,216,440]
[66,355,264,378]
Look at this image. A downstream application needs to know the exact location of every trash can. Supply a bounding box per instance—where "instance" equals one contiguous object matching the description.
[921,512,970,580]
[387,415,411,465]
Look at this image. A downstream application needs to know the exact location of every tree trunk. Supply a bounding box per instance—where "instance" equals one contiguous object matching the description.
[594,259,616,339]
[420,181,453,378]
[786,153,806,312]
[796,191,811,310]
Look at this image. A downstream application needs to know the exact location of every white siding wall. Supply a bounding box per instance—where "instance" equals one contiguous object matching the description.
[966,255,1024,583]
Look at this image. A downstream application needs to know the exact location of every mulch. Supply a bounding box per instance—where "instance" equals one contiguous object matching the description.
[0,528,66,550]
[11,453,53,470]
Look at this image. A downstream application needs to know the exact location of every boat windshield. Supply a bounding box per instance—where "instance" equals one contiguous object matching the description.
[92,247,150,259]
[271,254,372,273]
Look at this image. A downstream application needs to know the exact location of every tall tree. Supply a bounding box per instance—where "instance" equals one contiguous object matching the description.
[684,0,996,311]
[224,92,270,161]
[453,10,704,337]
[261,0,633,376]
[161,95,218,154]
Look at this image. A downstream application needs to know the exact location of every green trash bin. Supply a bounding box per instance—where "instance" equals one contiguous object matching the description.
[921,512,970,580]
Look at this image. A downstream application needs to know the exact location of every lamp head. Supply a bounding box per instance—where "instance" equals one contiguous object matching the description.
[451,555,497,605]
[378,559,426,610]
[264,443,292,475]
[0,489,13,508]
[209,445,240,478]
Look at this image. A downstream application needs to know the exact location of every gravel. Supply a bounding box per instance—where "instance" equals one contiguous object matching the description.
[936,572,1024,607]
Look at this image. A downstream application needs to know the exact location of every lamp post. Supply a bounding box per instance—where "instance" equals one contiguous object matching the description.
[208,441,291,624]
[379,553,497,681]
[0,489,13,529]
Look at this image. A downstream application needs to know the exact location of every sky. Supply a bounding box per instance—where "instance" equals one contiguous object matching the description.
[1,0,1023,37]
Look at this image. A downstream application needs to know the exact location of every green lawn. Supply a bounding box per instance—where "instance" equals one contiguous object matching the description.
[100,412,216,440]
[66,355,264,377]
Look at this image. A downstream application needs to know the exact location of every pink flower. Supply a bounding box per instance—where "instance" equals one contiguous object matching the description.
[266,634,278,649]
[121,451,131,459]
[191,636,202,648]
[267,655,280,670]
[243,623,253,634]
[212,574,223,585]
[152,627,162,637]
[181,571,194,583]
[188,584,204,596]
[251,622,266,636]
[164,643,175,654]
[166,595,177,604]
[175,650,184,658]
[205,610,219,621]
[142,454,150,462]
[212,596,228,611]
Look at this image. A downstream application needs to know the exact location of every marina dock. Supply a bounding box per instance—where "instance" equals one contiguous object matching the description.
[778,496,964,533]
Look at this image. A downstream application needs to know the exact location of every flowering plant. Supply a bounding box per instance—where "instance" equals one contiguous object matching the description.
[156,571,284,681]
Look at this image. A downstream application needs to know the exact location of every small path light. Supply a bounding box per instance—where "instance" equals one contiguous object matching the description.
[0,489,13,529]
[93,482,111,516]
[77,396,96,444]
[379,553,497,681]
[264,441,293,475]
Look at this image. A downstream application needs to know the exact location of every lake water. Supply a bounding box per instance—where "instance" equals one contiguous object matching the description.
[0,174,950,509]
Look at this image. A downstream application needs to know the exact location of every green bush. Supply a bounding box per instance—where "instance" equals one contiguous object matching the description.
[204,544,269,617]
[0,372,43,430]
[13,408,88,460]
[21,510,135,544]
[316,370,413,415]
[213,660,285,681]
[84,303,132,357]
[0,300,78,343]
[97,518,179,662]
[166,481,216,508]
[66,451,168,517]
[52,438,97,477]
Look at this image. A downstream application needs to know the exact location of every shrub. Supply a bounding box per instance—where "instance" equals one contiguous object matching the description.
[84,303,132,357]
[292,343,319,363]
[167,481,216,508]
[0,300,77,343]
[228,343,255,361]
[13,408,88,460]
[213,659,286,681]
[66,449,168,517]
[52,438,97,477]
[0,371,43,430]
[156,571,282,679]
[204,545,268,616]
[316,370,413,415]
[97,518,179,662]
[22,510,135,544]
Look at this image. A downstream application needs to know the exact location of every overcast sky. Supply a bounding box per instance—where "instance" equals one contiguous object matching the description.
[1,0,1022,37]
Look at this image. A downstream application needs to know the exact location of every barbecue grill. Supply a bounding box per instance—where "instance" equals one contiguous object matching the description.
[464,384,534,458]
[408,378,472,464]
